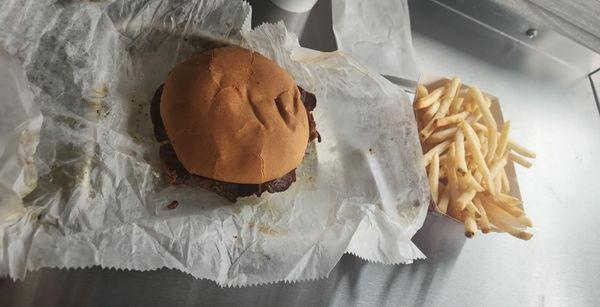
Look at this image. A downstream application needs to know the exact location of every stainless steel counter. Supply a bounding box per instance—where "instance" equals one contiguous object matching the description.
[2,0,600,306]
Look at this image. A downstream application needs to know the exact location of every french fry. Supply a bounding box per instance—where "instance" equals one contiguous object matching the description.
[460,122,495,193]
[489,216,533,240]
[454,129,468,174]
[439,167,447,178]
[428,127,458,143]
[485,203,533,239]
[475,125,485,139]
[436,111,470,127]
[472,122,488,133]
[442,77,462,113]
[469,87,498,163]
[494,175,502,196]
[500,169,510,193]
[451,97,464,114]
[496,121,510,157]
[457,87,469,96]
[464,211,477,238]
[423,140,451,167]
[472,169,486,192]
[456,188,476,211]
[481,138,488,157]
[495,193,522,206]
[446,143,460,216]
[508,139,536,159]
[473,197,491,233]
[475,129,484,150]
[516,232,534,240]
[414,87,444,109]
[487,133,498,164]
[473,169,483,182]
[493,199,525,217]
[428,153,440,203]
[438,154,448,168]
[458,174,469,190]
[489,155,508,178]
[417,84,429,100]
[509,152,532,168]
[422,101,440,123]
[483,201,526,223]
[482,196,525,217]
[518,215,533,227]
[486,216,531,239]
[465,112,482,124]
[465,201,481,217]
[437,184,450,213]
[484,95,493,108]
[419,116,439,140]
[463,173,484,192]
[465,100,475,112]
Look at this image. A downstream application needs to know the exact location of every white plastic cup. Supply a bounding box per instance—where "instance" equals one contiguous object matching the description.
[270,0,318,13]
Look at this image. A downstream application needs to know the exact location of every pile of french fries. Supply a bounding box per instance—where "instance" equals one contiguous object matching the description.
[414,77,535,240]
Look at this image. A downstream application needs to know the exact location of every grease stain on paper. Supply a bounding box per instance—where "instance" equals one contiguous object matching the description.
[248,222,287,236]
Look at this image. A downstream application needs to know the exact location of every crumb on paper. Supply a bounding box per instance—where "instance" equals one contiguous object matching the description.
[87,97,110,119]
[87,83,110,119]
[75,169,89,185]
[166,200,179,209]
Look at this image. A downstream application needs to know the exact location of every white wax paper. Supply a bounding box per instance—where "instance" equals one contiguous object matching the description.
[0,47,43,225]
[0,0,429,286]
[332,0,419,80]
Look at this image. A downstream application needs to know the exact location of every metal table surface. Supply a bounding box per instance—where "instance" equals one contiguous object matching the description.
[2,0,600,306]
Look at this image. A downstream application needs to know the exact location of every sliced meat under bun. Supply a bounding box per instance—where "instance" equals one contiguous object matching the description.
[160,46,309,184]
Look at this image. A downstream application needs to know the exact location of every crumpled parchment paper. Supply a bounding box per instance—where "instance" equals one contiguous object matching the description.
[332,0,419,80]
[0,47,43,226]
[0,0,429,286]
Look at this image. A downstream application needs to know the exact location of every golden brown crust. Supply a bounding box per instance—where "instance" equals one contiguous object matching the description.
[160,46,309,184]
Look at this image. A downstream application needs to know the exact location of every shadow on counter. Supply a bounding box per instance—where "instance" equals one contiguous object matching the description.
[0,213,465,307]
[324,213,466,306]
[248,0,336,52]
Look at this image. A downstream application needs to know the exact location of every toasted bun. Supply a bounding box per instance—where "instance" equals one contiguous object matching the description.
[160,46,309,184]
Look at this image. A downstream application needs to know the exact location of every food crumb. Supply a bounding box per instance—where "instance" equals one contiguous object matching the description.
[166,200,179,209]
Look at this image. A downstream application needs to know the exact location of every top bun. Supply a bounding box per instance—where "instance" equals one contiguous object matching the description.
[160,46,309,184]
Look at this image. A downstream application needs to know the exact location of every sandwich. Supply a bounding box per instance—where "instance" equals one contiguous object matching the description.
[150,46,319,201]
